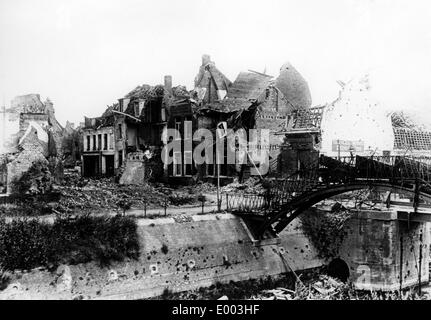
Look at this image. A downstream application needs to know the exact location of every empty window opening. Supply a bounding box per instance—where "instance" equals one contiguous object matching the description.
[184,151,193,176]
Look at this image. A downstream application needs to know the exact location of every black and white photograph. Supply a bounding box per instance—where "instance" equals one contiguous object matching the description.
[0,0,431,310]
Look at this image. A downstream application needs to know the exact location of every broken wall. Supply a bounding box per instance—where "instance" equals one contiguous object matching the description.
[6,149,49,195]
[0,214,323,300]
[119,155,147,185]
[339,210,429,291]
[278,133,320,177]
[320,75,394,157]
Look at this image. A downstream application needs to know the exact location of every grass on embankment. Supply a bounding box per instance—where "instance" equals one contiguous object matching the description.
[0,215,140,271]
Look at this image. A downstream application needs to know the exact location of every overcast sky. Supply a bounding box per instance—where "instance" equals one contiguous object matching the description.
[1,0,430,126]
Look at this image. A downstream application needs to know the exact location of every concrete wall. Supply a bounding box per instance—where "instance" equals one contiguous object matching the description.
[339,210,430,291]
[0,209,426,299]
[0,214,323,300]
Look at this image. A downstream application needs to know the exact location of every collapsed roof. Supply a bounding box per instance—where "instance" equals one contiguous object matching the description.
[125,84,165,100]
[9,94,45,114]
[196,59,312,115]
[391,111,431,151]
[227,71,272,100]
[393,128,431,151]
[84,104,116,129]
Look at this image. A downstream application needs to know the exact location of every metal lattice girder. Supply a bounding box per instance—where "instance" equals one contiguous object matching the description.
[226,154,431,238]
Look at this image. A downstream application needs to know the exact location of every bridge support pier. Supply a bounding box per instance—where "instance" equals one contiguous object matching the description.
[338,209,429,291]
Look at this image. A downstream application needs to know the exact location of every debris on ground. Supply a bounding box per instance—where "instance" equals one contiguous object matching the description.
[172,214,193,223]
[221,177,265,195]
[1,171,220,216]
[53,177,167,215]
[251,275,349,300]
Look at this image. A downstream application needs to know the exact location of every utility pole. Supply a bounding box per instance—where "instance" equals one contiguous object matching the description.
[217,150,221,211]
[216,122,227,212]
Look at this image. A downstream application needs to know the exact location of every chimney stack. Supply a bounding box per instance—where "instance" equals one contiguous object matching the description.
[202,54,211,66]
[164,75,172,94]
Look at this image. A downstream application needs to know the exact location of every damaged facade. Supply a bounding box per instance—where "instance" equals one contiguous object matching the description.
[81,55,315,184]
[191,56,314,182]
[0,94,65,194]
[82,108,116,177]
[81,75,192,183]
[319,75,431,160]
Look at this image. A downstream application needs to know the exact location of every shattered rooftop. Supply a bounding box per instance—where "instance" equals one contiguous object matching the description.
[227,71,272,100]
[391,111,431,151]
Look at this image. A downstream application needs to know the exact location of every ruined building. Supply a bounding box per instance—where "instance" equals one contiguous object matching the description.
[319,74,431,160]
[81,75,192,183]
[62,121,83,168]
[187,55,314,183]
[82,107,116,177]
[0,94,65,194]
[320,75,395,157]
[81,55,315,185]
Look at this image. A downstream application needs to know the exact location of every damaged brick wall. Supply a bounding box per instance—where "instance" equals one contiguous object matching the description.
[2,94,65,194]
[7,150,49,194]
[279,133,320,177]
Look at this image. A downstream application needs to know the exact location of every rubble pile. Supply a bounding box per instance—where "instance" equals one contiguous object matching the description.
[52,172,211,215]
[254,274,428,300]
[186,181,217,194]
[11,160,54,195]
[125,84,165,100]
[221,177,265,195]
[254,275,349,300]
[55,177,167,214]
[172,85,190,97]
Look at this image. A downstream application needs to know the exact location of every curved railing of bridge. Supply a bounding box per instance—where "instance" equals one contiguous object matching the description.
[225,155,431,225]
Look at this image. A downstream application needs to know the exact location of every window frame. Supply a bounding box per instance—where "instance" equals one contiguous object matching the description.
[173,151,182,176]
[174,119,181,140]
[184,151,193,177]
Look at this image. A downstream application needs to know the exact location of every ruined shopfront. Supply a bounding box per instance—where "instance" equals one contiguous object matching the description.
[82,123,115,177]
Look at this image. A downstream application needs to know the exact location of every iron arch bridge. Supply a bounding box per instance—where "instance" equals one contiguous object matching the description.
[225,155,431,239]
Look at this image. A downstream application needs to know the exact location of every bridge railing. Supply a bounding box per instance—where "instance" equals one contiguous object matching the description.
[318,155,431,182]
[225,193,268,213]
[225,154,431,214]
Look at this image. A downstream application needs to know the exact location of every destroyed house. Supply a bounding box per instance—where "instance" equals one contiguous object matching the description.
[189,58,313,182]
[81,108,115,177]
[81,76,194,183]
[0,94,64,194]
[277,106,324,177]
[164,85,199,183]
[193,54,232,104]
[116,76,192,183]
[62,121,83,168]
